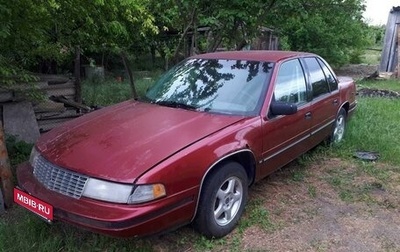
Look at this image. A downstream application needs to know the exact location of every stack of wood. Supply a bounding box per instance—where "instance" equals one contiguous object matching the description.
[0,74,87,145]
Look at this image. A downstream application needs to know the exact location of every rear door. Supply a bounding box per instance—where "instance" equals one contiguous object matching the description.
[259,59,312,177]
[303,57,340,145]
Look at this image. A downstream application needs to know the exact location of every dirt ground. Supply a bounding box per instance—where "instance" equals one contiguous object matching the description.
[334,64,378,80]
[238,159,400,252]
[145,156,400,252]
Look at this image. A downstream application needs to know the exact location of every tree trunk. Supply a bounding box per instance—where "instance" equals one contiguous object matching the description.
[150,45,156,68]
[121,52,138,100]
[0,124,14,209]
[74,46,82,103]
[157,47,167,70]
[172,8,196,62]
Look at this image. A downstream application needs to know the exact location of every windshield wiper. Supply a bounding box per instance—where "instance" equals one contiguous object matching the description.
[154,100,197,110]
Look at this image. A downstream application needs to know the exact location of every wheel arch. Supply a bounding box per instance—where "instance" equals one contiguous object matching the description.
[340,101,349,115]
[191,149,256,221]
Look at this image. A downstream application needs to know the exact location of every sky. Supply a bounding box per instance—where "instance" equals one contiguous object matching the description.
[363,0,399,25]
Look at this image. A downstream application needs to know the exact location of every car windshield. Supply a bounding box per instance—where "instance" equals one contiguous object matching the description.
[145,58,274,116]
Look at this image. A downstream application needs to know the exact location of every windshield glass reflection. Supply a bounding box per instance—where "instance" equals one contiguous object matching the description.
[146,58,274,116]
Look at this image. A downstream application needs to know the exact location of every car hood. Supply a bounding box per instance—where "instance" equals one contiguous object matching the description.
[36,100,244,183]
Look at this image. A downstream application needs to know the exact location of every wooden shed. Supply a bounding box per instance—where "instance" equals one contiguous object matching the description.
[380,6,400,77]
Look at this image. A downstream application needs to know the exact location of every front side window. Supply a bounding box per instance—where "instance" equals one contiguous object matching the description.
[304,57,330,98]
[273,59,307,105]
[146,58,274,116]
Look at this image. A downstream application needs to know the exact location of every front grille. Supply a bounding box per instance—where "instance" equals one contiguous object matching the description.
[33,155,89,199]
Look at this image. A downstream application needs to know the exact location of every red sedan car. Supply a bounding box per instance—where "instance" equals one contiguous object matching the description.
[15,51,357,238]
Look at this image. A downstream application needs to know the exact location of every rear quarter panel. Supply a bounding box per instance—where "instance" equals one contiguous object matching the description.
[338,76,357,116]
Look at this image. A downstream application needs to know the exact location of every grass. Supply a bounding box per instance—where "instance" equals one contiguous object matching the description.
[82,71,161,106]
[2,79,400,251]
[0,208,154,252]
[336,97,400,165]
[361,49,381,65]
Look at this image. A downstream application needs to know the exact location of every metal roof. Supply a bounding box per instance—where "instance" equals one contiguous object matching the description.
[192,50,317,62]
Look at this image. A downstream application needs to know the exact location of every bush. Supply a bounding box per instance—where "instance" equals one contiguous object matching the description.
[5,135,33,167]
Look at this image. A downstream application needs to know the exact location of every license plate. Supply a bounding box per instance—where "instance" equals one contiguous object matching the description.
[14,188,53,221]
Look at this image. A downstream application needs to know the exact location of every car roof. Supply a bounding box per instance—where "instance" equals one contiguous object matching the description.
[192,50,317,63]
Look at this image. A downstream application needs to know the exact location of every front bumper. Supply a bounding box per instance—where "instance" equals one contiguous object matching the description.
[16,162,197,237]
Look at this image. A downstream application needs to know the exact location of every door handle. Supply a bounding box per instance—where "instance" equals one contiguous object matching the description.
[305,112,312,119]
[333,99,339,105]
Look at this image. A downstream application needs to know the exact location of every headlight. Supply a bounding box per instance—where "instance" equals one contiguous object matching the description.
[82,178,134,203]
[82,178,166,204]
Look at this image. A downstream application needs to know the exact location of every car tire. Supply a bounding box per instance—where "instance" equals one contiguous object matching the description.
[330,108,347,144]
[194,161,248,238]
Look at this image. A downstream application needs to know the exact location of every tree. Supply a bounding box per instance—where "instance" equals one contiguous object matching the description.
[147,0,279,67]
[148,0,368,67]
[0,0,158,100]
[265,0,368,66]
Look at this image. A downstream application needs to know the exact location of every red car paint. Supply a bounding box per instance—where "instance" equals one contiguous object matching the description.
[16,51,356,237]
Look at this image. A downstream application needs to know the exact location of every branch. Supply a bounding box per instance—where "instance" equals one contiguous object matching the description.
[121,52,138,100]
[172,8,197,61]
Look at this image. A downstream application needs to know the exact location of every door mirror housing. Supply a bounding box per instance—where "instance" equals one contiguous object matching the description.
[270,101,298,116]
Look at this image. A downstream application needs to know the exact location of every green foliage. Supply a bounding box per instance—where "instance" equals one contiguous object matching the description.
[308,185,317,198]
[239,199,275,232]
[5,135,33,167]
[1,0,374,88]
[364,25,385,47]
[193,235,216,251]
[361,49,381,65]
[343,97,400,165]
[0,55,46,102]
[266,0,368,66]
[0,0,158,100]
[358,79,400,92]
[0,208,153,252]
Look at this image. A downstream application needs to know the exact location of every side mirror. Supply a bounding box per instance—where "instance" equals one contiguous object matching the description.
[270,101,297,116]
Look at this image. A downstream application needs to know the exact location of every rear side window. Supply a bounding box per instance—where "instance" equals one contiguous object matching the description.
[317,58,338,91]
[274,59,307,105]
[304,57,330,98]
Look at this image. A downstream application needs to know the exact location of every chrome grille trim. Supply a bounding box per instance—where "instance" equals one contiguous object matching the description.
[33,155,89,199]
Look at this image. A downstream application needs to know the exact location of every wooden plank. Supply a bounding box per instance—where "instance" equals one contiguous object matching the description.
[380,11,396,72]
[0,80,75,103]
[37,116,80,133]
[398,24,400,78]
[380,8,400,72]
[0,124,14,208]
[0,91,14,103]
[33,100,65,113]
[35,109,82,120]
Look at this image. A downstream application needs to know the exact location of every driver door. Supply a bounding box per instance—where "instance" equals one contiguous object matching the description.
[259,58,312,177]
